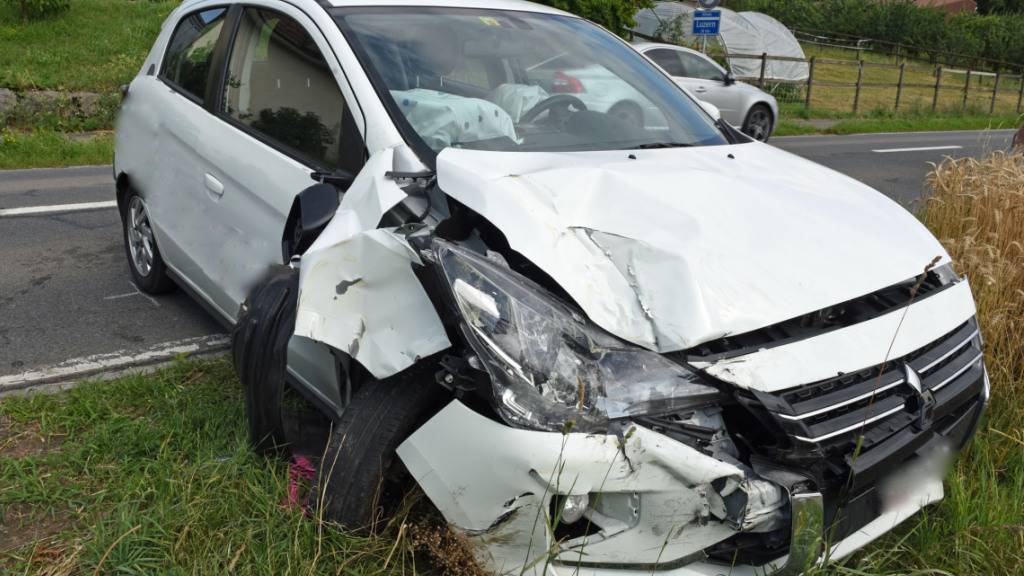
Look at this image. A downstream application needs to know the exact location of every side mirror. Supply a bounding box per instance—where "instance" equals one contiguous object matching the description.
[282,182,340,261]
[723,73,736,86]
[699,100,722,121]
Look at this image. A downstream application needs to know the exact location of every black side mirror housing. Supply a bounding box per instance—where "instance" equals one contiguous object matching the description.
[282,182,341,261]
[723,73,736,86]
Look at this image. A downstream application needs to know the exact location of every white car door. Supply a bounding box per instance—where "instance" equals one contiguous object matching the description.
[191,2,366,320]
[644,47,744,126]
[140,6,231,304]
[674,50,746,125]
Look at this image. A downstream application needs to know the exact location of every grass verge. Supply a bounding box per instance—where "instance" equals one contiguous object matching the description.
[0,359,428,575]
[0,0,178,93]
[0,130,113,169]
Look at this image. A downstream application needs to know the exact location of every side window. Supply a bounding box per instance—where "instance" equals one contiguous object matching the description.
[161,8,228,100]
[646,49,687,78]
[223,8,362,174]
[677,52,725,82]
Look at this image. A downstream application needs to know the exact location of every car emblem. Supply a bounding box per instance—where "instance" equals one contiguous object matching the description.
[903,363,924,395]
[903,364,934,428]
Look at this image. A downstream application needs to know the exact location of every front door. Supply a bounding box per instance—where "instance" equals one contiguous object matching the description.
[193,2,366,319]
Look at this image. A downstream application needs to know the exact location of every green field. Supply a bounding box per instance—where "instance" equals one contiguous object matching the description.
[0,0,177,92]
[780,44,1024,117]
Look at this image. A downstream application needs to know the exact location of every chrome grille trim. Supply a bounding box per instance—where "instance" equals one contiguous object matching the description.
[793,405,906,443]
[919,328,980,374]
[778,378,906,421]
[930,352,984,393]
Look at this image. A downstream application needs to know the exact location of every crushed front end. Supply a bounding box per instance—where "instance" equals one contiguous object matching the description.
[397,242,987,575]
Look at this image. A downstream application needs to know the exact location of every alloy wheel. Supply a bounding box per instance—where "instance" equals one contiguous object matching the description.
[127,196,155,277]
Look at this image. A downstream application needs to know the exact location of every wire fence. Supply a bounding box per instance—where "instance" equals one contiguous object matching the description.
[729,52,1024,116]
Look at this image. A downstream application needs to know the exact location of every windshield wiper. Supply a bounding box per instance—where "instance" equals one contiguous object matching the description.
[632,142,695,150]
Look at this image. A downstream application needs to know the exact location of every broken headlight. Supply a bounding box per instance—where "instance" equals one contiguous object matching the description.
[434,239,722,432]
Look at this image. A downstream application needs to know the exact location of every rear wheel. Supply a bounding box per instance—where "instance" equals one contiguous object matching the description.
[122,192,175,294]
[315,369,445,533]
[742,104,773,142]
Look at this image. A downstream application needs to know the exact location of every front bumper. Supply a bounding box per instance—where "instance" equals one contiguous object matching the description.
[397,397,968,575]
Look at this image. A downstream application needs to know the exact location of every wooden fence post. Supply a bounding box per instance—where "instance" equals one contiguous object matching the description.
[895,62,906,111]
[758,52,767,89]
[805,56,815,109]
[853,59,865,114]
[962,69,971,111]
[933,66,943,112]
[1017,71,1024,114]
[990,71,1001,115]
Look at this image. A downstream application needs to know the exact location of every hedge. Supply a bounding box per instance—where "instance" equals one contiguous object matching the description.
[726,0,1024,70]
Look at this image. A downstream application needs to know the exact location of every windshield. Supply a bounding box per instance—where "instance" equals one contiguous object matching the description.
[332,7,730,157]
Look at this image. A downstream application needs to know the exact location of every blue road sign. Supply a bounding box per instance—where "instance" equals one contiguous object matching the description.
[692,10,721,36]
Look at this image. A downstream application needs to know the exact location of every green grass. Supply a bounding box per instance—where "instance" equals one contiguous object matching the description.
[0,359,414,575]
[0,0,178,92]
[0,129,113,169]
[827,112,1024,135]
[1,351,1022,573]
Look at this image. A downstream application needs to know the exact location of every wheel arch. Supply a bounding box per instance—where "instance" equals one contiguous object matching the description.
[115,171,133,222]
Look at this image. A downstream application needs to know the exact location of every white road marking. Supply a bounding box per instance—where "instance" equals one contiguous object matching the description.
[0,334,230,395]
[0,200,117,217]
[872,145,963,154]
[129,282,162,308]
[104,292,139,301]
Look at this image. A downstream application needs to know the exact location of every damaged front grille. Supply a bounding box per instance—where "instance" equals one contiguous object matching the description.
[733,316,986,543]
[752,318,982,448]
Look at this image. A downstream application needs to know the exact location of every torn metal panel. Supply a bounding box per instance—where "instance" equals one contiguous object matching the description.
[435,145,951,353]
[397,400,744,573]
[294,148,451,378]
[693,279,977,391]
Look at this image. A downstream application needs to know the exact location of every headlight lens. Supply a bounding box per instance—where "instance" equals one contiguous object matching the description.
[434,239,721,432]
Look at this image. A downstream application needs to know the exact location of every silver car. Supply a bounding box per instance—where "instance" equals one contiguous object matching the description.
[636,42,779,141]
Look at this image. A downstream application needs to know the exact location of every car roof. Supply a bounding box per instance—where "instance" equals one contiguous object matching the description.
[175,0,571,17]
[632,41,708,59]
[323,0,569,15]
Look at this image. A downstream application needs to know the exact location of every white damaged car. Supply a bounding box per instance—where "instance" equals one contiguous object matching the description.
[115,0,989,574]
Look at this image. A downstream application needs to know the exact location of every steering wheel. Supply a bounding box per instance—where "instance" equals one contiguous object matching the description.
[519,94,588,125]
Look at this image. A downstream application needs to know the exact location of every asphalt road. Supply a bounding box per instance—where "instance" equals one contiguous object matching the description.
[0,128,1017,388]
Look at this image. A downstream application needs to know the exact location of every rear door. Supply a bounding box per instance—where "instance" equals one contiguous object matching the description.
[191,2,366,320]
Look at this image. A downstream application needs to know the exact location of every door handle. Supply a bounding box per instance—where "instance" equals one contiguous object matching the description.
[204,173,224,197]
[694,86,708,93]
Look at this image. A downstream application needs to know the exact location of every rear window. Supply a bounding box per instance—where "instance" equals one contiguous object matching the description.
[161,7,228,100]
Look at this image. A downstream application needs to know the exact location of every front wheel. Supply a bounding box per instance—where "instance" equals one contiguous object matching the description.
[232,266,298,456]
[315,370,445,533]
[742,104,774,142]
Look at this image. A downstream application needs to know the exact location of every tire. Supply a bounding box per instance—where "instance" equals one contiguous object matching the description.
[315,370,445,533]
[742,103,774,142]
[122,191,175,294]
[232,266,299,456]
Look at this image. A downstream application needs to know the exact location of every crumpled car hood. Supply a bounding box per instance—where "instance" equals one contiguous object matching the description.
[437,143,950,352]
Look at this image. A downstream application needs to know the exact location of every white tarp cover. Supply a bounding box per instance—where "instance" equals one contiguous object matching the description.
[633,2,810,82]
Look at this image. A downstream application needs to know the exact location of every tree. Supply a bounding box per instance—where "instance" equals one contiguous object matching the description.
[977,0,1024,14]
[533,0,654,37]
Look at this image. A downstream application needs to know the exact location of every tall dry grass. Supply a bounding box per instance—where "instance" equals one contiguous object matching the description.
[923,151,1024,400]
[849,149,1024,575]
